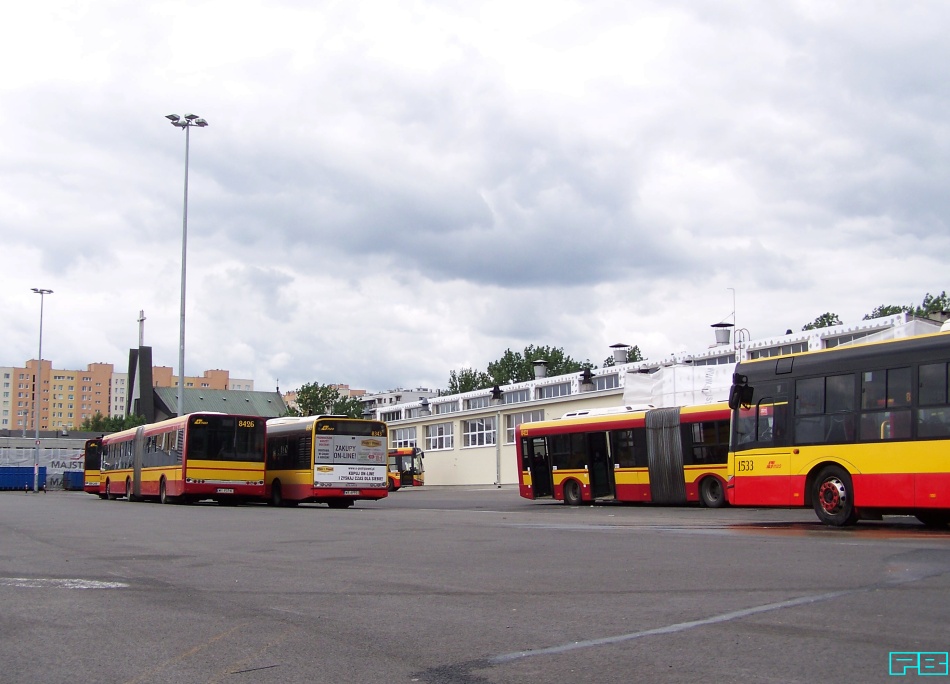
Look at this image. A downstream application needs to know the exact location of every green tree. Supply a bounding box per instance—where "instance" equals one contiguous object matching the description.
[290,382,365,418]
[863,304,910,320]
[863,291,950,321]
[915,291,950,317]
[79,412,146,432]
[802,312,843,331]
[602,346,645,367]
[487,345,591,385]
[446,368,493,394]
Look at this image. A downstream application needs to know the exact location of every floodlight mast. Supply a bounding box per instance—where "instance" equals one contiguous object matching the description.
[166,113,208,416]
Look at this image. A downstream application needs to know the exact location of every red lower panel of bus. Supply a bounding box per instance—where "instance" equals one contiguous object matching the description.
[729,472,950,510]
[281,482,388,502]
[156,480,264,499]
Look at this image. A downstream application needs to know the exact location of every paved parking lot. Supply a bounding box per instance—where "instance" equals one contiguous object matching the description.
[1,487,948,683]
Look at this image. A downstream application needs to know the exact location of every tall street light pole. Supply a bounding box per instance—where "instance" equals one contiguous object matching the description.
[31,287,52,492]
[166,113,208,417]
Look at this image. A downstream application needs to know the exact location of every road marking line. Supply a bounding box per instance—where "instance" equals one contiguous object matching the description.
[0,577,128,589]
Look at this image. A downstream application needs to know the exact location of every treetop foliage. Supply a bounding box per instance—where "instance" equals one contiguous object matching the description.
[287,382,365,418]
[79,412,146,433]
[863,291,950,321]
[444,344,594,394]
[802,312,843,331]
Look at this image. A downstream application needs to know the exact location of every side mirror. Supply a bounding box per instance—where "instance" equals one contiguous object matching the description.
[728,385,754,410]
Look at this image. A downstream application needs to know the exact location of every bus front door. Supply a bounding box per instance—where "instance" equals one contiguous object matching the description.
[587,432,614,499]
[527,437,553,498]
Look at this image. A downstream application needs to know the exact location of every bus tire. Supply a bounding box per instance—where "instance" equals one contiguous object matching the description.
[105,479,116,500]
[270,480,283,507]
[699,477,726,508]
[563,479,582,506]
[125,478,136,503]
[812,465,858,526]
[159,478,170,505]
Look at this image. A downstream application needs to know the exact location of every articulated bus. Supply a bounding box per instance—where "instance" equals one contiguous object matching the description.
[517,403,731,507]
[83,437,103,495]
[727,331,950,526]
[265,416,389,507]
[387,447,425,491]
[100,413,266,504]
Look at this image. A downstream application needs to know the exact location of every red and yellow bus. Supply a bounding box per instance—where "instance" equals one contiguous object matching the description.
[517,403,731,507]
[83,437,103,496]
[727,331,950,526]
[265,415,388,508]
[100,413,266,504]
[387,447,425,491]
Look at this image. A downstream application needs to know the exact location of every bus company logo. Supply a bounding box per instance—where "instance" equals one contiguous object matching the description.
[889,652,949,676]
[361,439,382,448]
[316,466,334,473]
[194,418,209,425]
[766,460,782,469]
[319,425,335,432]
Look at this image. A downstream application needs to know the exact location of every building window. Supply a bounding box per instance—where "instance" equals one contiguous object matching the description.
[391,427,416,448]
[691,354,737,366]
[748,342,808,360]
[825,331,874,349]
[593,374,619,391]
[505,410,544,444]
[536,383,571,400]
[434,401,459,415]
[425,423,454,450]
[502,389,530,404]
[463,417,496,447]
[381,410,402,422]
[465,396,490,410]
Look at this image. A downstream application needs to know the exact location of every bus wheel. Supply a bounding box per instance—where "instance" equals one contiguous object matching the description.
[328,499,353,509]
[812,466,858,526]
[563,479,582,506]
[105,480,115,500]
[270,481,283,507]
[915,511,950,528]
[700,477,726,508]
[125,479,135,503]
[159,478,169,505]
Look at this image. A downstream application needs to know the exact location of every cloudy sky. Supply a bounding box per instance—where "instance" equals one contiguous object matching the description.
[2,1,948,394]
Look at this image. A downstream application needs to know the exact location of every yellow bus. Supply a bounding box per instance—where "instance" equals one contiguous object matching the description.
[728,331,950,526]
[387,447,425,491]
[83,437,103,496]
[100,413,266,504]
[518,403,731,507]
[265,415,388,508]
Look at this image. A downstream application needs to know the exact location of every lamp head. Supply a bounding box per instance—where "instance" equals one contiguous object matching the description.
[194,118,208,127]
[165,114,181,122]
[184,113,198,120]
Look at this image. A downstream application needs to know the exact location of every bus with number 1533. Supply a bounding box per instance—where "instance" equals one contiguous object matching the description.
[727,330,950,526]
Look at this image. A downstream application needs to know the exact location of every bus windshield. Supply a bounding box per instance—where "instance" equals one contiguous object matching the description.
[187,415,265,462]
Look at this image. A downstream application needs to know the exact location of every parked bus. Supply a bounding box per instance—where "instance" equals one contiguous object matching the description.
[100,413,266,504]
[518,403,731,507]
[387,447,425,491]
[83,437,103,496]
[265,415,388,507]
[727,331,950,526]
